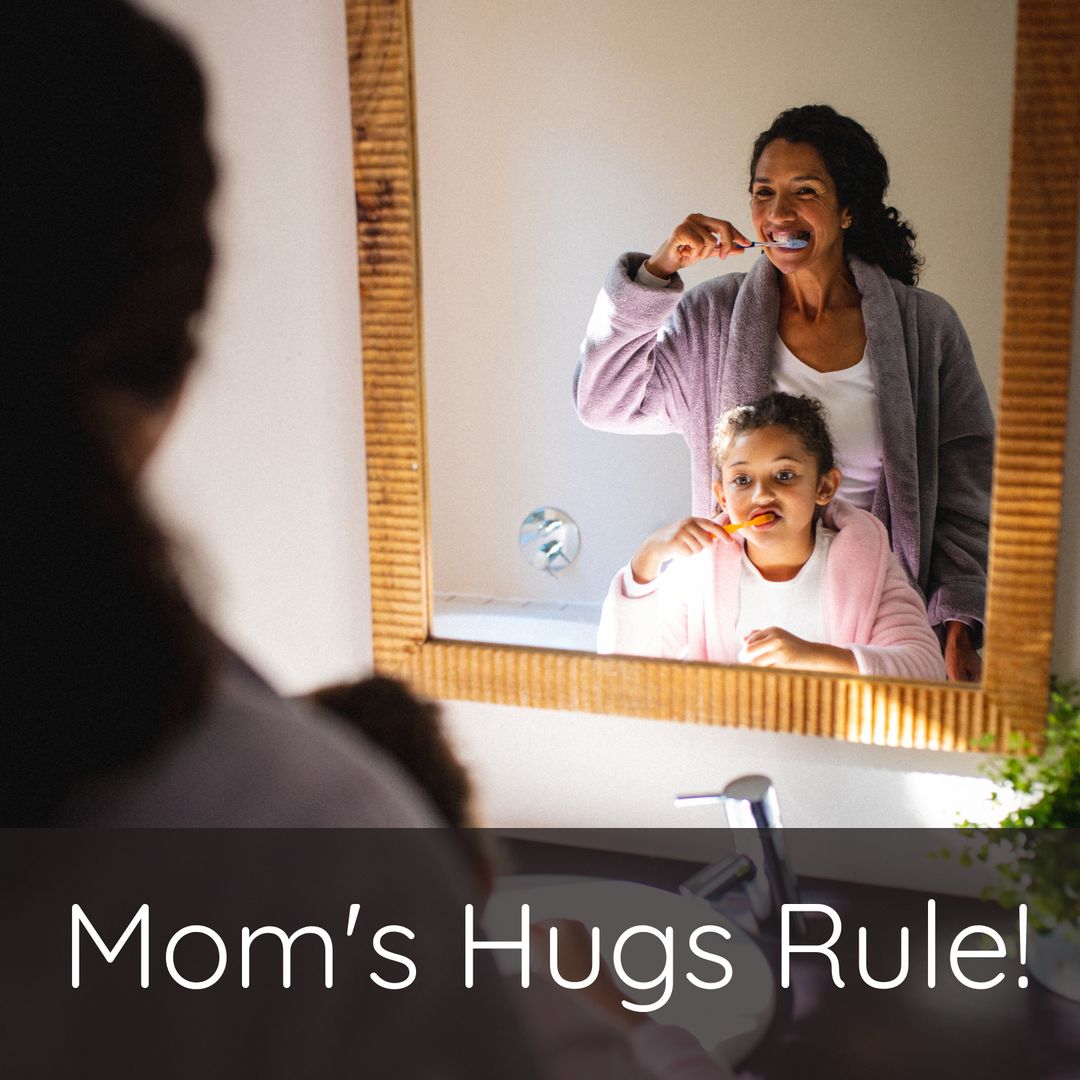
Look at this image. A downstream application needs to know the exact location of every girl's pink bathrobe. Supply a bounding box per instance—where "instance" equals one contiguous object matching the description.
[598,500,947,680]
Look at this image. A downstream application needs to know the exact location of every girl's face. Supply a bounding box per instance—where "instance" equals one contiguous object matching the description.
[713,425,840,561]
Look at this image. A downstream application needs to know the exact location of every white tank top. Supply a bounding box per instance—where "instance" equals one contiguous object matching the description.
[770,335,883,511]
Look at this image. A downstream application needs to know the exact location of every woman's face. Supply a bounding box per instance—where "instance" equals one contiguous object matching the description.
[713,425,839,557]
[750,139,851,275]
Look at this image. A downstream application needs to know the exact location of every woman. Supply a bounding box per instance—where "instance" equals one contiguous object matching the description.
[4,0,428,829]
[574,104,993,681]
[2,3,537,1075]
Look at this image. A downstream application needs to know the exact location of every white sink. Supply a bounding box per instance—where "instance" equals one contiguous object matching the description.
[485,875,775,1065]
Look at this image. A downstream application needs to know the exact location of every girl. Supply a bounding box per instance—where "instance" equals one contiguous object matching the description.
[598,393,947,680]
[313,676,737,1080]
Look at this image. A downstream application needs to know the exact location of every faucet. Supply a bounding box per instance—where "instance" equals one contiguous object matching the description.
[675,774,806,941]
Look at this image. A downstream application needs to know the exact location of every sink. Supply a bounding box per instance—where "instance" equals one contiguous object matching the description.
[485,875,776,1065]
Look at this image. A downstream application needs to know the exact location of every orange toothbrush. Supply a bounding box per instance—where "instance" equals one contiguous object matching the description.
[723,512,776,534]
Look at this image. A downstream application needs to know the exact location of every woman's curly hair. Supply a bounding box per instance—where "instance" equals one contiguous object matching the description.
[710,392,836,477]
[750,104,923,286]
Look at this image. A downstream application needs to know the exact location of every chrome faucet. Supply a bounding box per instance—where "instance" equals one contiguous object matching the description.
[675,774,806,940]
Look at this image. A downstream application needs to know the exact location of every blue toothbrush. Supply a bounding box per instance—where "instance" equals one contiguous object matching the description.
[740,238,808,249]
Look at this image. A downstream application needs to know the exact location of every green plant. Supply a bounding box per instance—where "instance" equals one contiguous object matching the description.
[949,678,1080,930]
[974,677,1080,829]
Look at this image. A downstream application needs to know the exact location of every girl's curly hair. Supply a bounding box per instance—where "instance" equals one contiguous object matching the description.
[710,392,836,476]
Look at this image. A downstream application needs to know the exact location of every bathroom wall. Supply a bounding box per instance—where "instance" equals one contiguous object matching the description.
[142,0,372,687]
[142,0,1080,829]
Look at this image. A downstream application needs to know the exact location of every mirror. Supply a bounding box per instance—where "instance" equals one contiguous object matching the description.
[346,0,1079,749]
[412,0,1014,671]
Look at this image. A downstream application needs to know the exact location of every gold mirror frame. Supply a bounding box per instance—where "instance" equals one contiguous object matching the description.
[346,0,1079,751]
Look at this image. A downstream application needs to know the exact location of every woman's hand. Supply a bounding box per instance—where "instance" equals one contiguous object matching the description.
[944,621,982,682]
[643,213,752,279]
[740,627,858,673]
[630,515,734,584]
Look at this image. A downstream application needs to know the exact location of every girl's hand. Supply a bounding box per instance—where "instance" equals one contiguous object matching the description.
[630,515,734,585]
[643,213,752,279]
[741,627,858,674]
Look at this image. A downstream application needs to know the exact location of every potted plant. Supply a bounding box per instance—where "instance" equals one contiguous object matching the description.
[955,678,1080,999]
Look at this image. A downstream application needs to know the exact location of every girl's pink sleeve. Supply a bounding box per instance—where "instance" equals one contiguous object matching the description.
[848,555,948,680]
[597,566,689,659]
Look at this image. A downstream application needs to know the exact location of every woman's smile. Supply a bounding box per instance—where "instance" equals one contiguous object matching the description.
[766,229,812,245]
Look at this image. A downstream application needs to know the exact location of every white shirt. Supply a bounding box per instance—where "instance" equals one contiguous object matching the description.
[770,336,883,511]
[632,263,884,511]
[735,524,834,661]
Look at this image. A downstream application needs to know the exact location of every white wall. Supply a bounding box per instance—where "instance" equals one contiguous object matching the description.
[141,0,1078,829]
[142,0,373,692]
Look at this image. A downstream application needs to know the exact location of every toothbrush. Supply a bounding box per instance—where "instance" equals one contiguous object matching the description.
[739,238,808,249]
[723,512,776,534]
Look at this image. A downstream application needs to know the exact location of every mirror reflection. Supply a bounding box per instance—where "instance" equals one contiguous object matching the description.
[414,0,1016,682]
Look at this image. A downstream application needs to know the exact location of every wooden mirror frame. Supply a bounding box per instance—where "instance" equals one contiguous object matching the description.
[345,0,1079,751]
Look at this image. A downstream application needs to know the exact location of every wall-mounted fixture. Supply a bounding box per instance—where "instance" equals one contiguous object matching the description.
[519,507,580,576]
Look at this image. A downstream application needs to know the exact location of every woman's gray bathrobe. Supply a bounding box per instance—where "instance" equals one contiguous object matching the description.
[574,252,993,636]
